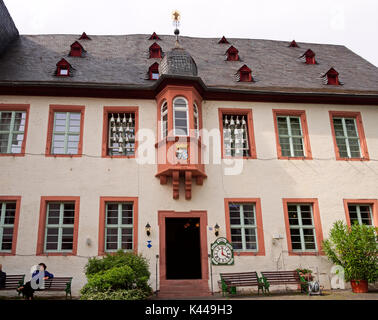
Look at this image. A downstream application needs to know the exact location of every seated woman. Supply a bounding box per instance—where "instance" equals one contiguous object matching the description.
[17,263,54,300]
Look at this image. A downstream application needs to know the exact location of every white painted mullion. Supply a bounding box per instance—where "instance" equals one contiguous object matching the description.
[117,203,122,250]
[0,203,5,250]
[356,205,363,225]
[6,112,16,153]
[341,118,352,158]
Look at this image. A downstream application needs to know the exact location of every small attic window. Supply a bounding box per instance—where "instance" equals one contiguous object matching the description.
[218,36,229,44]
[300,49,316,64]
[226,46,239,61]
[238,64,253,82]
[289,40,299,48]
[56,58,72,77]
[148,62,159,80]
[149,42,162,59]
[79,32,91,40]
[322,67,341,85]
[149,32,161,40]
[69,41,85,57]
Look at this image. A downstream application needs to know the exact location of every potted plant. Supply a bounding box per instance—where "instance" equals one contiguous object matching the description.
[322,221,378,293]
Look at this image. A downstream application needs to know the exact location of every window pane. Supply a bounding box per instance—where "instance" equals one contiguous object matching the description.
[1,227,13,250]
[106,228,118,250]
[46,228,59,250]
[61,228,74,250]
[47,204,60,225]
[63,203,75,224]
[121,204,133,225]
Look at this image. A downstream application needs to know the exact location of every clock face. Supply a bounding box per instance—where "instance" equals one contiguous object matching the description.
[213,244,232,264]
[211,237,234,265]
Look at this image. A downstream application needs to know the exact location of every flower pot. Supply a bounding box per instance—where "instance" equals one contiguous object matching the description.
[350,280,368,293]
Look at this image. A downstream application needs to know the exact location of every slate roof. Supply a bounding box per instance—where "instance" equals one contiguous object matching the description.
[0,34,377,95]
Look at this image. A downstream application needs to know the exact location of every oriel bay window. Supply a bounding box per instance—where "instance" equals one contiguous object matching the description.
[225,199,265,256]
[37,197,80,255]
[98,197,138,255]
[329,111,369,160]
[0,197,21,255]
[219,109,256,159]
[102,107,138,158]
[273,109,312,159]
[46,105,85,157]
[0,105,29,156]
[283,199,323,255]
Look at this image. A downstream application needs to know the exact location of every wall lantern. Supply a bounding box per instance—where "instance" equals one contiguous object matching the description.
[214,223,220,237]
[145,223,151,236]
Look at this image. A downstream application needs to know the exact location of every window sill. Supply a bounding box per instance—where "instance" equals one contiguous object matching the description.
[45,153,82,158]
[102,155,136,159]
[277,156,313,160]
[36,252,76,256]
[222,155,257,160]
[0,153,25,157]
[288,251,324,256]
[234,251,265,256]
[335,157,369,161]
[0,252,15,256]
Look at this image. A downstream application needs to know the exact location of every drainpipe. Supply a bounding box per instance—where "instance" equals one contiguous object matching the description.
[155,254,159,296]
[208,254,213,295]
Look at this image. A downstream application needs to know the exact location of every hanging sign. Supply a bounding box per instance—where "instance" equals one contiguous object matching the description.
[211,237,234,265]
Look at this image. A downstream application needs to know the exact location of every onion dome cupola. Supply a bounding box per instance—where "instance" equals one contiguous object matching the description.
[159,46,198,77]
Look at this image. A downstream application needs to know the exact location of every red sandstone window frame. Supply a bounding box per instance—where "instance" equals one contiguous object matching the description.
[98,197,139,256]
[224,198,265,256]
[45,105,85,157]
[0,104,30,157]
[329,111,369,161]
[36,196,80,256]
[101,106,139,158]
[272,109,313,160]
[282,198,324,256]
[343,199,378,228]
[0,196,21,256]
[218,108,257,159]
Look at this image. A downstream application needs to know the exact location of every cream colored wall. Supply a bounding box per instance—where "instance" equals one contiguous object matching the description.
[0,95,377,296]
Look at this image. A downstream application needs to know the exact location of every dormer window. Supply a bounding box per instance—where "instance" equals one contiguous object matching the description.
[149,32,161,40]
[69,41,85,57]
[226,46,239,61]
[55,58,72,77]
[218,36,229,44]
[289,40,299,48]
[79,32,91,40]
[323,67,341,85]
[301,49,316,64]
[149,42,162,59]
[148,62,159,80]
[238,64,253,82]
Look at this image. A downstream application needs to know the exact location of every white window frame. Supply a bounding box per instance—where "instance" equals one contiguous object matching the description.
[288,204,317,252]
[193,103,199,138]
[51,112,81,155]
[229,203,258,252]
[277,115,305,157]
[173,97,189,137]
[0,202,16,252]
[104,202,134,252]
[0,110,26,154]
[348,204,374,226]
[333,117,361,158]
[160,101,168,139]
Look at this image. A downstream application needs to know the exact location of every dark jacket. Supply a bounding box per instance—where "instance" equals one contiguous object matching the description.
[0,270,6,288]
[32,270,54,284]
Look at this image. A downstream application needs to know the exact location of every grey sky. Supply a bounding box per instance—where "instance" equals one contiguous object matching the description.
[4,0,378,67]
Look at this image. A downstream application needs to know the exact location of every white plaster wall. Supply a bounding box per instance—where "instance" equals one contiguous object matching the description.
[0,95,377,296]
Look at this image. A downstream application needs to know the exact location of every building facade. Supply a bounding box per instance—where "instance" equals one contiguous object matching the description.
[0,2,377,297]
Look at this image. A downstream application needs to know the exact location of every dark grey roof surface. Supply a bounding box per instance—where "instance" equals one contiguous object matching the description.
[0,34,377,94]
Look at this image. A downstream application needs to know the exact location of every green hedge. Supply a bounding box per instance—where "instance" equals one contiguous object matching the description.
[80,250,152,300]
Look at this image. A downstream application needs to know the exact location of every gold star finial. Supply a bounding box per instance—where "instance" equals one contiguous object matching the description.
[172,10,180,22]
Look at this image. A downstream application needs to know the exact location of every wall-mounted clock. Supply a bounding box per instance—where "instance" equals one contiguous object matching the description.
[211,237,234,265]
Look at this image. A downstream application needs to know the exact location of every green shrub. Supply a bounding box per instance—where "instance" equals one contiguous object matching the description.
[322,221,378,283]
[80,288,149,300]
[80,250,152,300]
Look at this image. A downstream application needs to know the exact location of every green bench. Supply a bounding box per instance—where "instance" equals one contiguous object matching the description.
[260,270,308,294]
[37,277,73,299]
[0,274,25,292]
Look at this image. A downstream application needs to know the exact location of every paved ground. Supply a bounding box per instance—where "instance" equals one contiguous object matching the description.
[151,289,378,300]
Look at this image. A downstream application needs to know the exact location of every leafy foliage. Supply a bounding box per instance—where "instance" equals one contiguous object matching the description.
[80,250,152,300]
[322,221,378,283]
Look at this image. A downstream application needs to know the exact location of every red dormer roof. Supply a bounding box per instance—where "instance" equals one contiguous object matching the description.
[55,58,72,76]
[149,42,162,59]
[238,64,253,82]
[79,32,91,40]
[289,40,299,48]
[323,67,341,85]
[148,62,159,80]
[149,32,161,40]
[69,41,85,57]
[226,46,239,61]
[218,36,229,44]
[301,49,316,64]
